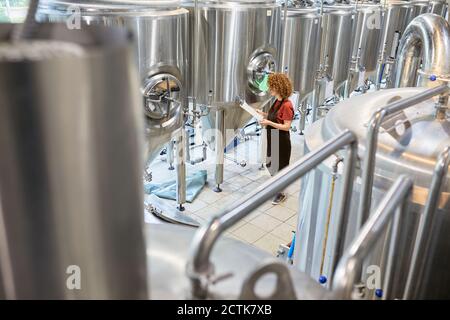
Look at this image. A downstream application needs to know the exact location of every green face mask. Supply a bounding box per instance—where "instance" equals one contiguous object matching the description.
[255,73,269,92]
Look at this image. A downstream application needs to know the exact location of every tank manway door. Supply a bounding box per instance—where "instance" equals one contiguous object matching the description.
[143,73,182,120]
[247,52,276,94]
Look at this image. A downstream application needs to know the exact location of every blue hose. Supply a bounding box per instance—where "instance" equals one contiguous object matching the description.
[287,233,296,259]
[378,63,386,84]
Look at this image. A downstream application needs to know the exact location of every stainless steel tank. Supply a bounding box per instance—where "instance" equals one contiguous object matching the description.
[182,0,281,191]
[281,6,321,104]
[37,0,189,163]
[319,4,355,96]
[408,0,431,23]
[376,0,413,87]
[182,0,281,142]
[348,2,383,93]
[298,87,450,299]
[429,0,448,16]
[0,23,147,299]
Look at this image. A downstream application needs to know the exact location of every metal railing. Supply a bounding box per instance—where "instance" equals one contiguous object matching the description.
[356,84,450,230]
[186,129,358,299]
[403,146,450,299]
[332,175,413,299]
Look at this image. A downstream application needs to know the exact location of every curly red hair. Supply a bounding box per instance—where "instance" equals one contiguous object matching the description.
[268,73,293,99]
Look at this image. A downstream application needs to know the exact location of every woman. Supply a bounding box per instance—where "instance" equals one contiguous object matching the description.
[257,73,294,205]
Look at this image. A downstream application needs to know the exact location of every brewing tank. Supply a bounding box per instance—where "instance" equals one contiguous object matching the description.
[37,0,189,163]
[374,0,413,88]
[281,6,321,104]
[320,4,355,94]
[351,3,383,73]
[408,0,431,23]
[429,0,448,16]
[182,0,281,147]
[0,23,147,299]
[297,87,450,299]
[348,2,383,92]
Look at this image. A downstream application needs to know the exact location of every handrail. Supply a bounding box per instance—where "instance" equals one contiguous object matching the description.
[356,84,449,231]
[332,175,413,299]
[186,129,358,299]
[403,146,450,299]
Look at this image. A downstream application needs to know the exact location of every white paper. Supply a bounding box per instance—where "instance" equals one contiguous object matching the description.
[240,101,264,121]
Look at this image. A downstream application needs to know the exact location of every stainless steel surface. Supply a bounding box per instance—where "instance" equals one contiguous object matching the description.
[404,146,450,299]
[175,129,187,207]
[145,195,199,227]
[187,130,357,298]
[429,0,448,16]
[301,86,450,299]
[408,0,431,24]
[332,176,413,299]
[281,6,321,103]
[147,223,329,299]
[357,84,449,230]
[239,263,297,299]
[37,0,189,164]
[347,3,383,93]
[393,13,450,87]
[351,3,382,73]
[0,23,147,299]
[182,0,281,147]
[214,109,225,190]
[319,4,355,94]
[377,0,412,87]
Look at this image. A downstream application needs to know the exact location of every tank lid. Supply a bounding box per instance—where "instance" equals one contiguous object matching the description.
[309,87,450,189]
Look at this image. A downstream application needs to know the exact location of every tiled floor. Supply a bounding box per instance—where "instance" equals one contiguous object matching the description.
[145,124,305,256]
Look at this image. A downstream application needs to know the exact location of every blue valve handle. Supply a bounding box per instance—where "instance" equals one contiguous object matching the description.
[375,289,383,298]
[430,74,437,81]
[319,275,327,284]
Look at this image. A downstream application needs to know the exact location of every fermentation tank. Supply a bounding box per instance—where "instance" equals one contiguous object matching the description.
[376,0,413,88]
[296,14,450,299]
[347,2,383,93]
[408,0,431,23]
[0,23,147,299]
[319,4,355,97]
[429,0,448,16]
[182,0,281,190]
[37,0,189,164]
[281,6,321,104]
[281,6,321,133]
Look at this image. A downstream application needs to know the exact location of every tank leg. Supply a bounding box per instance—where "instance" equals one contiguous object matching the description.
[298,102,307,135]
[167,139,175,170]
[258,125,267,170]
[175,128,186,211]
[214,109,224,193]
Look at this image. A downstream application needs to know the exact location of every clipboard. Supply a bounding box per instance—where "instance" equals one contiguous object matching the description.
[239,101,264,122]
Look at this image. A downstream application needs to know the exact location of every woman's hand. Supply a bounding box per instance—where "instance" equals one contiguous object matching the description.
[259,119,272,126]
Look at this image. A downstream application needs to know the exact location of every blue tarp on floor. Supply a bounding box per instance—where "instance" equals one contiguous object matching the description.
[144,170,207,203]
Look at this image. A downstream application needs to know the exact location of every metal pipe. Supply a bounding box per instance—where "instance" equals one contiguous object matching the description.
[11,0,39,42]
[280,0,289,73]
[213,109,225,192]
[393,13,450,87]
[332,176,413,299]
[187,130,358,298]
[176,128,186,211]
[403,146,450,299]
[356,84,450,230]
[167,140,175,170]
